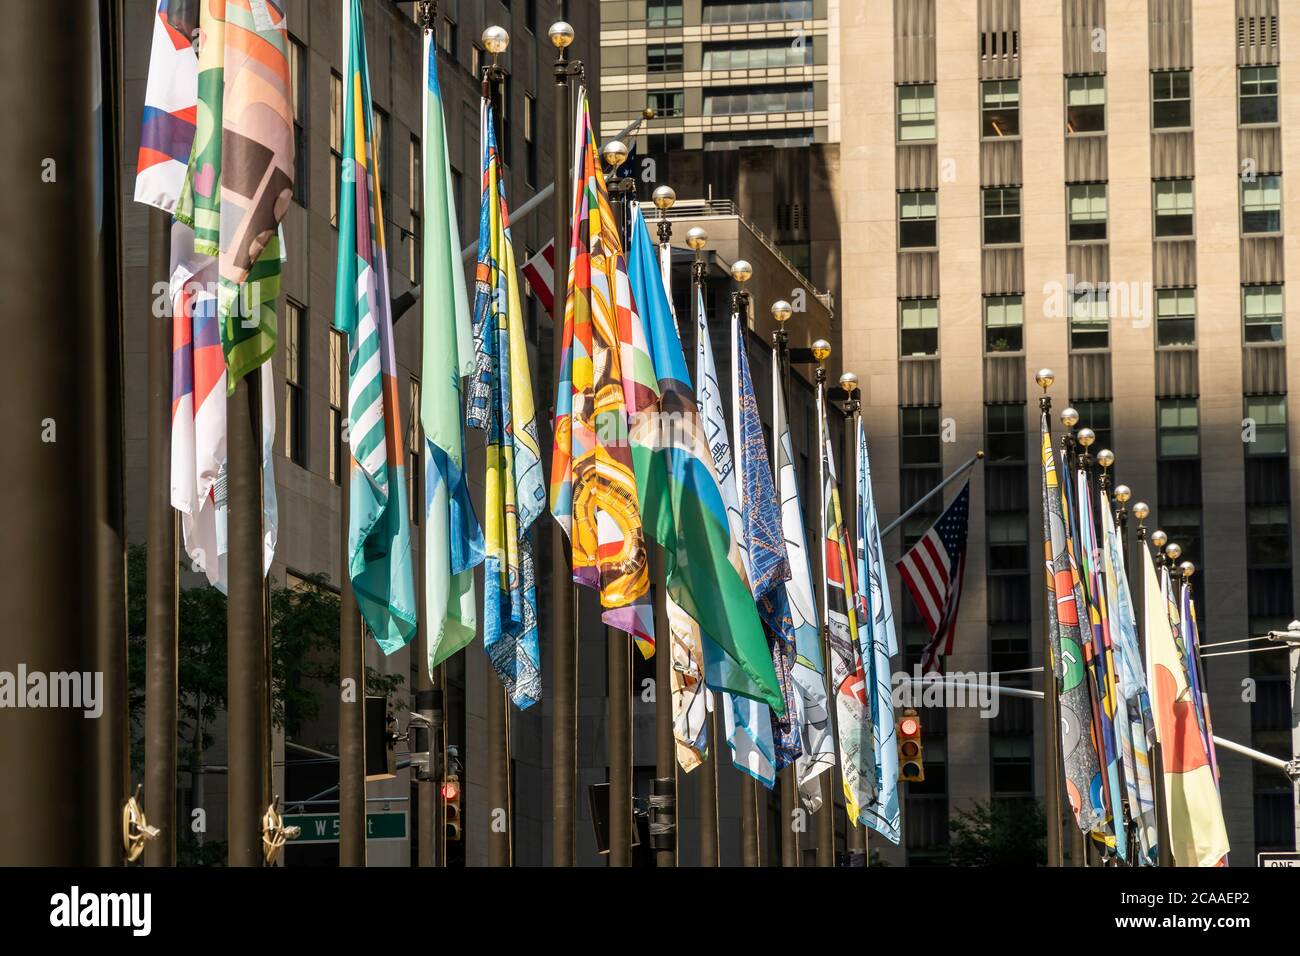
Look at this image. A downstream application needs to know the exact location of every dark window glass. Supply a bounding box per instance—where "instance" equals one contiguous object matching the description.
[982,79,1020,137]
[1154,179,1195,237]
[1067,183,1107,241]
[1239,66,1279,125]
[899,190,937,248]
[1152,70,1192,128]
[1066,75,1105,133]
[983,187,1021,245]
[648,43,684,72]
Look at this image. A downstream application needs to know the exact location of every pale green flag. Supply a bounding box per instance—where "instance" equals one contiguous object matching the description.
[420,30,482,674]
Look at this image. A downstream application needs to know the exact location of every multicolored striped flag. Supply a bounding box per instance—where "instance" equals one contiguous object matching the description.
[772,357,835,809]
[818,391,874,821]
[335,0,417,653]
[420,28,482,675]
[1100,489,1158,863]
[1143,545,1229,866]
[135,0,199,211]
[897,483,971,674]
[1039,414,1105,834]
[549,88,657,651]
[177,0,294,388]
[467,98,545,709]
[629,217,780,781]
[854,417,900,841]
[1181,587,1221,795]
[168,224,277,591]
[1075,468,1123,851]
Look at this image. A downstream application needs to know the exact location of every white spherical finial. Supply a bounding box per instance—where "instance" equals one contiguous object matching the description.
[548,21,574,50]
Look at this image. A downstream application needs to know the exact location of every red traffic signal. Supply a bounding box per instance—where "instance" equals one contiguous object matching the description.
[440,780,460,802]
[897,708,924,783]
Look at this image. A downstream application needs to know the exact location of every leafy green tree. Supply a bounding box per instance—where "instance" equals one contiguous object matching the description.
[126,545,406,864]
[947,799,1047,866]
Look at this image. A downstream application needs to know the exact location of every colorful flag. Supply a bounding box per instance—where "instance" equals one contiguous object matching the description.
[520,240,556,316]
[178,0,294,387]
[897,483,971,675]
[629,218,780,779]
[1075,468,1123,851]
[467,97,544,709]
[730,309,801,770]
[420,29,482,674]
[168,224,277,591]
[549,88,657,650]
[1100,491,1158,863]
[773,358,835,809]
[854,418,900,842]
[1181,588,1221,793]
[819,392,874,821]
[1039,414,1105,834]
[335,0,417,653]
[135,0,199,211]
[1143,545,1230,866]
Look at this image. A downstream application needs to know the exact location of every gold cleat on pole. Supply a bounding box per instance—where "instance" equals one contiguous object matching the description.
[262,796,301,866]
[122,785,160,863]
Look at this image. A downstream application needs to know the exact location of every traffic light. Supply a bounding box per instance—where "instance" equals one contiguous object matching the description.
[442,775,462,842]
[898,708,924,783]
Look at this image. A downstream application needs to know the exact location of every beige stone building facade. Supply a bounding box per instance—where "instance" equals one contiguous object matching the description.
[841,0,1297,864]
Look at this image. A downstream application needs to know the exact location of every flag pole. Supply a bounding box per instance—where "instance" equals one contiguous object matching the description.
[1,0,123,864]
[773,303,799,868]
[688,228,721,867]
[144,206,179,867]
[1147,529,1175,867]
[813,341,838,867]
[548,17,580,869]
[1034,371,1063,867]
[651,188,679,867]
[731,269,762,868]
[480,25,515,868]
[838,379,867,866]
[338,365,366,868]
[228,364,268,867]
[600,137,637,867]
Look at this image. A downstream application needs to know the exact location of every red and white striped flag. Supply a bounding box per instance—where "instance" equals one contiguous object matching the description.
[897,482,971,674]
[521,240,555,315]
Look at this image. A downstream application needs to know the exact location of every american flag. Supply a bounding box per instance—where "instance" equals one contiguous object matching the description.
[897,481,971,674]
[520,240,555,315]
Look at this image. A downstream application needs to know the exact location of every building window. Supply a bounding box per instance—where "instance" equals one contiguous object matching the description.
[981,79,1020,137]
[1154,179,1194,238]
[984,295,1024,353]
[284,300,305,466]
[703,40,812,70]
[470,43,483,79]
[647,89,684,118]
[897,83,936,142]
[1070,400,1112,449]
[288,35,307,206]
[373,106,390,210]
[648,43,684,73]
[1248,505,1291,566]
[1239,66,1279,126]
[982,187,1021,245]
[1065,75,1105,134]
[901,406,942,467]
[1242,175,1282,234]
[899,190,937,248]
[330,70,342,227]
[647,0,684,27]
[409,134,421,281]
[1070,290,1109,350]
[899,298,938,356]
[1244,284,1284,344]
[439,16,457,57]
[1157,398,1199,457]
[1245,396,1287,456]
[702,0,813,24]
[408,377,422,524]
[1156,288,1195,347]
[703,85,813,115]
[991,737,1033,795]
[525,0,537,33]
[524,93,537,186]
[1067,183,1107,241]
[985,403,1026,463]
[1152,70,1191,129]
[329,329,344,485]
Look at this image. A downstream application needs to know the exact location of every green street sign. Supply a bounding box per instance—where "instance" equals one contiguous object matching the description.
[284,811,408,845]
